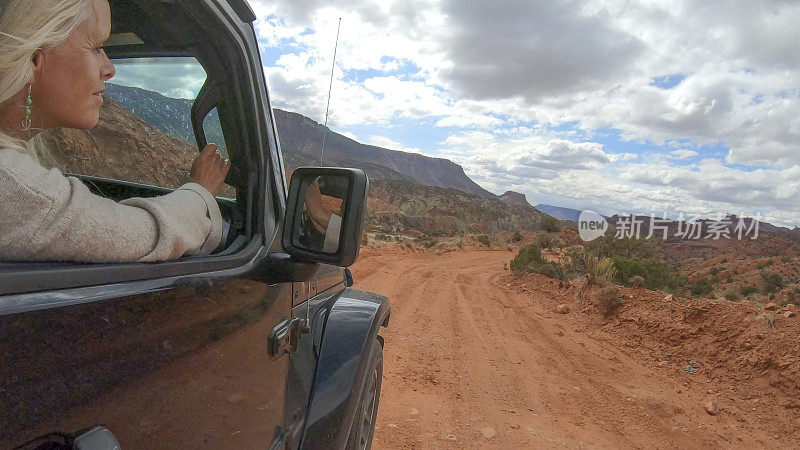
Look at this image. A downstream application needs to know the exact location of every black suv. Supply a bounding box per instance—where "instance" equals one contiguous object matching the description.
[0,1,389,449]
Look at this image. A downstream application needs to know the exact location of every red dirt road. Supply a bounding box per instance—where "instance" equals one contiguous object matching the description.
[350,249,800,449]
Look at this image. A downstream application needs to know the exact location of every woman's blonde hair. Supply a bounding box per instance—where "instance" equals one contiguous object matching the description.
[0,0,90,165]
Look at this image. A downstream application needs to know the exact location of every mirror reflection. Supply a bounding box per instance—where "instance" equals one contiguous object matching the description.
[294,174,349,254]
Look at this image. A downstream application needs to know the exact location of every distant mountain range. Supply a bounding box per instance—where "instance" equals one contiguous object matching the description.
[535,204,585,222]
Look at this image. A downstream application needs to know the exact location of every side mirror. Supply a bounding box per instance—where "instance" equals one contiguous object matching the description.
[282,167,368,267]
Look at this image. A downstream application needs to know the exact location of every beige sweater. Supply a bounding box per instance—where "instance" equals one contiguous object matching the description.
[0,149,222,263]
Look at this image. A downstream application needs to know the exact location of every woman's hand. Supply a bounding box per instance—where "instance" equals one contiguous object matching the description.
[190,144,230,196]
[305,180,332,230]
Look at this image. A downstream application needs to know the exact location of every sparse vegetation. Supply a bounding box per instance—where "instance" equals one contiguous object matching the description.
[691,277,713,296]
[757,259,775,269]
[723,289,741,302]
[757,311,776,328]
[512,231,523,242]
[541,215,561,232]
[564,247,616,284]
[535,233,564,250]
[510,244,544,273]
[510,243,567,280]
[597,285,624,316]
[629,275,645,287]
[761,270,783,294]
[740,285,758,297]
[477,234,491,246]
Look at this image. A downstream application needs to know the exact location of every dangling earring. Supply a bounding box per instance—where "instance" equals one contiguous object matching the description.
[22,84,32,131]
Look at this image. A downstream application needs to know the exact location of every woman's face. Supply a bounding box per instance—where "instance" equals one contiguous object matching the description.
[33,0,115,130]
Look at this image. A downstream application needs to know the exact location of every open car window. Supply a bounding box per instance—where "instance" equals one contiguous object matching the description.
[42,57,235,199]
[0,1,271,297]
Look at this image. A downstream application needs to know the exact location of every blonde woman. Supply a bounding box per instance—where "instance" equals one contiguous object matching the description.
[0,0,230,262]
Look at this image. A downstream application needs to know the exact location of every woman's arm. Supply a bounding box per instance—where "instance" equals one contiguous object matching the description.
[0,149,222,263]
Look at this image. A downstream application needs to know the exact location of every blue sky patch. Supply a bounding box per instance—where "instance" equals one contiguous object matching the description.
[650,74,686,89]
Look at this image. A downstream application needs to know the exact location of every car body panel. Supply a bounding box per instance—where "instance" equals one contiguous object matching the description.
[301,289,390,449]
[0,279,291,448]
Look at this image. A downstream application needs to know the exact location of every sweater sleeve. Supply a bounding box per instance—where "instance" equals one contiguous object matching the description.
[0,150,222,263]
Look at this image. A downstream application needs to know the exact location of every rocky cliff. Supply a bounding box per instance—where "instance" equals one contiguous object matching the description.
[273,109,495,197]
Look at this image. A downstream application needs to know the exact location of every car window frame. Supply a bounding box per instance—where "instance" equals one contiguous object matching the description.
[0,2,277,298]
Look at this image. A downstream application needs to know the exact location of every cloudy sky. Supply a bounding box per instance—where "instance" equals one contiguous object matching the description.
[244,0,800,227]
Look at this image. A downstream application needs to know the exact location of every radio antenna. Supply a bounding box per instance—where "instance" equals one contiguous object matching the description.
[320,17,341,166]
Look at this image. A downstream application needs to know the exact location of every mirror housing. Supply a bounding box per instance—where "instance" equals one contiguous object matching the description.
[282,167,368,267]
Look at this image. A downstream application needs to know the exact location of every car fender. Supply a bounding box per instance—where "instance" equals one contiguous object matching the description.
[301,288,390,449]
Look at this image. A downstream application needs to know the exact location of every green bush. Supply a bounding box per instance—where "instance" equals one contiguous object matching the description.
[535,233,564,249]
[510,244,544,272]
[610,255,684,293]
[740,285,759,297]
[761,270,783,294]
[541,215,561,232]
[564,247,615,283]
[534,262,567,280]
[512,231,523,242]
[691,277,713,296]
[510,244,568,280]
[477,234,491,246]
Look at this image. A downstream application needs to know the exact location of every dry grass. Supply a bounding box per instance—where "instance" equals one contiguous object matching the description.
[757,311,776,328]
[597,285,624,316]
[629,276,645,288]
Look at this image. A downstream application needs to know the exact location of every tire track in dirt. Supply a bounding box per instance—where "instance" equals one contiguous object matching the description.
[350,249,783,448]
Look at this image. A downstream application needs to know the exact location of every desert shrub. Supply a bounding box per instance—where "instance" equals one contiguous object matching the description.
[510,244,544,273]
[726,273,733,283]
[757,260,775,269]
[723,289,741,302]
[611,255,684,292]
[691,277,713,296]
[711,274,721,284]
[510,244,568,280]
[534,261,567,280]
[512,231,523,242]
[740,285,759,297]
[376,233,388,241]
[710,267,720,276]
[781,255,791,263]
[541,215,561,232]
[597,285,624,316]
[757,311,776,328]
[535,233,564,249]
[629,275,645,287]
[564,248,615,283]
[588,233,659,260]
[477,234,491,246]
[761,270,783,294]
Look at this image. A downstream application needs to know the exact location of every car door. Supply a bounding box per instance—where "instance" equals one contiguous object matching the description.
[0,2,295,448]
